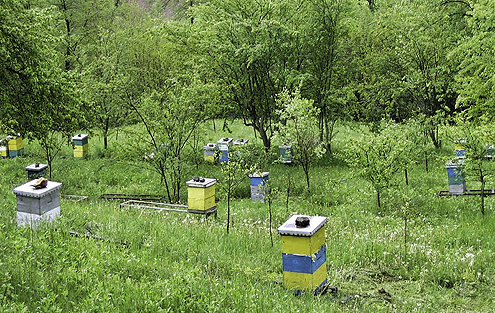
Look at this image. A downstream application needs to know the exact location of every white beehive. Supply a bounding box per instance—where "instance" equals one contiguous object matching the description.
[13,180,62,227]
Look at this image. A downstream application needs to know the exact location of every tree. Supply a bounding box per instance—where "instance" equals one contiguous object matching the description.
[298,0,355,153]
[274,90,326,190]
[452,0,495,121]
[0,0,84,177]
[191,0,300,150]
[342,121,415,209]
[217,145,258,234]
[79,2,135,149]
[115,21,217,202]
[352,0,464,146]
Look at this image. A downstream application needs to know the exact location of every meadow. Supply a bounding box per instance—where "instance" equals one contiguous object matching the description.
[1,121,494,312]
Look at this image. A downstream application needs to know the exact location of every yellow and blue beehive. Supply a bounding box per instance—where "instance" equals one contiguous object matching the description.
[186,177,216,213]
[72,134,89,158]
[278,215,328,294]
[454,139,466,158]
[8,135,24,158]
[203,143,217,162]
[0,139,7,158]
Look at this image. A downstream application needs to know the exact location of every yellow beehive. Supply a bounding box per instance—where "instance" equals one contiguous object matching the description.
[186,177,216,212]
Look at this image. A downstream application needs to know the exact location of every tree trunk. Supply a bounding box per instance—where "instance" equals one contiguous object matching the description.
[227,191,231,234]
[425,151,429,173]
[404,168,409,186]
[376,189,381,208]
[481,170,485,215]
[304,166,310,190]
[268,196,273,247]
[104,117,110,149]
[286,172,291,213]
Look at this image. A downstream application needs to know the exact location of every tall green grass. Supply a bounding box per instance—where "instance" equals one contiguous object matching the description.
[1,121,495,312]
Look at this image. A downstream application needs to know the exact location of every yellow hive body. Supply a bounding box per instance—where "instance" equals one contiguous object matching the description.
[283,262,327,291]
[0,147,7,157]
[8,137,24,150]
[204,155,215,162]
[187,185,215,211]
[186,178,216,212]
[278,215,328,294]
[280,225,326,256]
[74,144,89,157]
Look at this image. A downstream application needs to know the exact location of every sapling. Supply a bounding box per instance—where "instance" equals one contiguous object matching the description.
[453,115,495,215]
[218,145,258,234]
[342,121,416,208]
[274,90,326,190]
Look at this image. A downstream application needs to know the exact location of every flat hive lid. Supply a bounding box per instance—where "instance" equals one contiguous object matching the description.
[25,164,48,171]
[203,143,217,149]
[278,215,327,236]
[14,180,62,198]
[186,178,216,188]
[217,138,233,144]
[72,134,89,140]
[248,172,269,178]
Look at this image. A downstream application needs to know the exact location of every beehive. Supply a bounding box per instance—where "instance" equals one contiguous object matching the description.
[186,177,216,213]
[13,179,62,227]
[72,134,89,158]
[446,159,466,195]
[203,143,217,162]
[248,172,269,202]
[278,145,293,164]
[233,138,249,146]
[0,140,7,158]
[217,138,233,163]
[25,163,48,179]
[278,215,328,294]
[7,135,24,158]
[454,139,466,157]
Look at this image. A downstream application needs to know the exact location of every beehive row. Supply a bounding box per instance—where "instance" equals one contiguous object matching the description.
[1,136,25,158]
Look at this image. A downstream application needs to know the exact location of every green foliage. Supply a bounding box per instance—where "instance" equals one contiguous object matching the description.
[452,0,495,120]
[275,90,326,190]
[191,0,302,150]
[341,121,416,208]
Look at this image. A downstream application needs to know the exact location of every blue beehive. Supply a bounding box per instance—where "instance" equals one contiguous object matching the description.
[248,171,269,202]
[446,159,466,195]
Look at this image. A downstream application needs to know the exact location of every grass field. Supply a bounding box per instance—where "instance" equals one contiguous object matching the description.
[1,121,495,312]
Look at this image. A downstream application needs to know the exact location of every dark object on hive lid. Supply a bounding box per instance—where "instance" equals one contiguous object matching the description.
[295,216,310,228]
[31,177,48,189]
